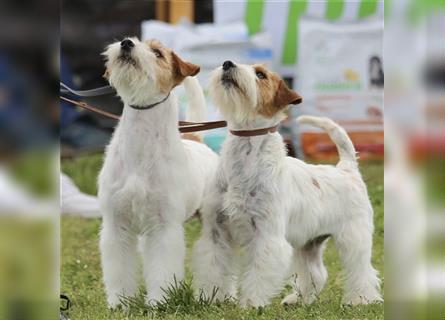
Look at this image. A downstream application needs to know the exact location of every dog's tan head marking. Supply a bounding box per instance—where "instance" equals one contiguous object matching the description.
[172,52,200,83]
[145,40,200,93]
[102,37,200,105]
[253,64,302,117]
[209,61,302,126]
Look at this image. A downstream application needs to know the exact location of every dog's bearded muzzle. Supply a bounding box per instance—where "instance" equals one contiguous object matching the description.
[220,60,242,91]
[221,71,239,88]
[117,39,138,67]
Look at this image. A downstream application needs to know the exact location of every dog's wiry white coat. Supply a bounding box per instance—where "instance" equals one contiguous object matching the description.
[192,63,381,307]
[99,38,218,307]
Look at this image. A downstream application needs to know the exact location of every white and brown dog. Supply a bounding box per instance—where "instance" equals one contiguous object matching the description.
[192,61,381,307]
[99,38,218,307]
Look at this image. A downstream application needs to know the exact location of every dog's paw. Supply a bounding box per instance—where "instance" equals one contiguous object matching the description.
[107,296,123,310]
[145,296,162,307]
[108,301,132,315]
[343,294,383,305]
[240,297,268,309]
[281,292,317,305]
[107,303,121,311]
[281,293,299,306]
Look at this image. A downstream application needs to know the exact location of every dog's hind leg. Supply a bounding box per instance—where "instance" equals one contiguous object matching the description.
[281,236,329,305]
[100,216,139,308]
[334,218,382,305]
[140,220,185,305]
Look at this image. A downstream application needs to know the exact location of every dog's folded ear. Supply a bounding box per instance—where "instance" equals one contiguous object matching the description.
[274,80,302,109]
[172,52,200,82]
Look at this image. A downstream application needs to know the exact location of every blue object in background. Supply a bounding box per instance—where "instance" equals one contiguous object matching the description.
[0,54,53,150]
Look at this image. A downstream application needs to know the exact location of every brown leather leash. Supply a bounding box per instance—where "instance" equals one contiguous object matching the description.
[61,96,120,120]
[60,82,281,136]
[60,96,228,133]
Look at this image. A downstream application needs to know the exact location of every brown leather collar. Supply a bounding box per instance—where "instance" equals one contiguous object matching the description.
[60,96,227,133]
[230,125,279,137]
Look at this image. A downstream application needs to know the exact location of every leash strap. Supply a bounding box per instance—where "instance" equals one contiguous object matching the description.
[179,120,228,133]
[59,82,279,135]
[60,82,115,97]
[60,96,120,120]
[60,95,227,133]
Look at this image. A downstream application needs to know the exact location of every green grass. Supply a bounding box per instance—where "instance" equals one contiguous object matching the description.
[61,154,384,319]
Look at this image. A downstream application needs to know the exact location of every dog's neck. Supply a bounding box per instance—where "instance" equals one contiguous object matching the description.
[226,116,281,131]
[120,94,179,139]
[224,117,285,156]
[117,94,183,166]
[221,130,286,196]
[128,92,170,110]
[222,121,286,173]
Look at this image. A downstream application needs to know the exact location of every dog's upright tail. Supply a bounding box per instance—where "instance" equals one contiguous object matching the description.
[182,76,207,141]
[297,115,357,169]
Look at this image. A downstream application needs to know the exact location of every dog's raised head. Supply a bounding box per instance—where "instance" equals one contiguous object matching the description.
[103,37,200,106]
[209,61,302,126]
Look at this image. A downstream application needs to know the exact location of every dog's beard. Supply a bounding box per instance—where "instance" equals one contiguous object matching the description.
[109,62,149,96]
[221,71,242,91]
[117,51,138,67]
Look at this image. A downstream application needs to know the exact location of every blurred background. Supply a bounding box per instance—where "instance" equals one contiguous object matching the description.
[60,0,384,159]
[0,0,443,319]
[0,0,58,318]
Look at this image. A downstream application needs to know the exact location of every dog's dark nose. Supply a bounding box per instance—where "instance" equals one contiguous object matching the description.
[222,60,235,71]
[120,39,134,51]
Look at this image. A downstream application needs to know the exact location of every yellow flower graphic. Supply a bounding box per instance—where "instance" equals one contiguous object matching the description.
[344,69,359,81]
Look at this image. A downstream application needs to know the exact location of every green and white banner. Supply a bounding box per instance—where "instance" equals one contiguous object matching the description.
[214,0,384,76]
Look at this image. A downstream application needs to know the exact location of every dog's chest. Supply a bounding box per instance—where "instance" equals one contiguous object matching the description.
[222,138,267,185]
[218,138,281,244]
[103,129,187,218]
[108,160,184,215]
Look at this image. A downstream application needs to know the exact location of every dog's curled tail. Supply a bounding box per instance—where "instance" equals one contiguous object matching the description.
[297,115,358,168]
[183,76,207,123]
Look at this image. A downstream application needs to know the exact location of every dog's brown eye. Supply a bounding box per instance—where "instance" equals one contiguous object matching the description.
[256,71,266,79]
[152,49,163,58]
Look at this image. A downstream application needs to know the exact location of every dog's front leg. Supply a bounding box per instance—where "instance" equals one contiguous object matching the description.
[240,225,293,307]
[192,174,237,302]
[100,216,139,309]
[140,220,185,305]
[192,215,237,302]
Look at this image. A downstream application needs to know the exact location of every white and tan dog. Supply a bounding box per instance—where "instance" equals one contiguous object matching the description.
[99,38,218,307]
[192,61,381,307]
